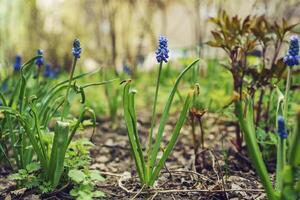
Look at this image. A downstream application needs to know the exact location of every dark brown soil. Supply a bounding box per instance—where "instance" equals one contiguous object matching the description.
[0,112,269,199]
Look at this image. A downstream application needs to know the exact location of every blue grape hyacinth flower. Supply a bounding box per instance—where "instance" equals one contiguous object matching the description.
[44,64,55,78]
[72,39,82,59]
[277,115,288,139]
[283,35,299,67]
[35,49,44,67]
[123,63,131,75]
[155,36,169,63]
[13,55,22,72]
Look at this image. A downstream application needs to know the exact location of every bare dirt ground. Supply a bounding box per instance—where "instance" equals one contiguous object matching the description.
[0,112,270,199]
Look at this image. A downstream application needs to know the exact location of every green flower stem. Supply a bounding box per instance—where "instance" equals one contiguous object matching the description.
[61,57,77,121]
[146,62,163,181]
[276,67,291,190]
[276,137,284,190]
[284,67,291,121]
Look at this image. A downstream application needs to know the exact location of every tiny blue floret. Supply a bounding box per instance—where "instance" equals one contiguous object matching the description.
[72,39,82,59]
[43,64,55,78]
[35,49,44,67]
[277,115,288,139]
[284,35,299,67]
[13,55,22,72]
[155,36,169,63]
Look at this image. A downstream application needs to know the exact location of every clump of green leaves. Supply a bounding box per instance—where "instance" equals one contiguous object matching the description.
[9,162,53,193]
[122,59,199,186]
[67,139,105,200]
[236,99,300,200]
[68,169,105,200]
[9,139,106,199]
[0,40,110,195]
[208,10,297,150]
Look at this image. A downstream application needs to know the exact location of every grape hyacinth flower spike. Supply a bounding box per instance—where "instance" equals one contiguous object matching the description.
[35,49,44,67]
[44,64,54,78]
[72,39,82,59]
[155,36,169,63]
[283,35,299,67]
[13,55,22,72]
[61,38,82,121]
[278,115,288,139]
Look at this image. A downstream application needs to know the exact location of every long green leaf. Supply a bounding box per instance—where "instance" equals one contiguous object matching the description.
[67,107,96,146]
[123,80,145,183]
[0,106,47,170]
[149,90,193,185]
[128,90,146,177]
[236,100,278,200]
[149,59,199,173]
[48,121,70,187]
[288,110,300,166]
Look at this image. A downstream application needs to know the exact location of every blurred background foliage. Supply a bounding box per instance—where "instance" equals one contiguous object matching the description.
[0,0,300,119]
[1,0,300,73]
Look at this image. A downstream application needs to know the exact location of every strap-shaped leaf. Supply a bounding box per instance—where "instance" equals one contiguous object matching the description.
[67,107,96,146]
[0,142,12,168]
[236,100,278,200]
[149,89,193,185]
[149,59,199,173]
[123,80,145,183]
[0,106,47,170]
[48,121,70,187]
[28,100,48,166]
[288,110,300,166]
[128,90,146,177]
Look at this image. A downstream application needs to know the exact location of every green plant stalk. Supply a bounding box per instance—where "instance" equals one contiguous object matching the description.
[67,107,96,146]
[0,143,12,168]
[288,110,300,167]
[284,67,291,153]
[276,137,284,191]
[61,57,77,121]
[0,107,48,170]
[123,80,145,183]
[149,90,193,185]
[288,110,300,166]
[276,67,291,190]
[0,93,20,167]
[236,100,278,200]
[284,67,291,123]
[128,90,146,177]
[149,59,199,176]
[29,103,48,168]
[146,62,163,182]
[18,57,41,168]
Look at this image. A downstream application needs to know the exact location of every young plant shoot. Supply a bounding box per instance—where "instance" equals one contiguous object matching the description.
[122,36,200,186]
